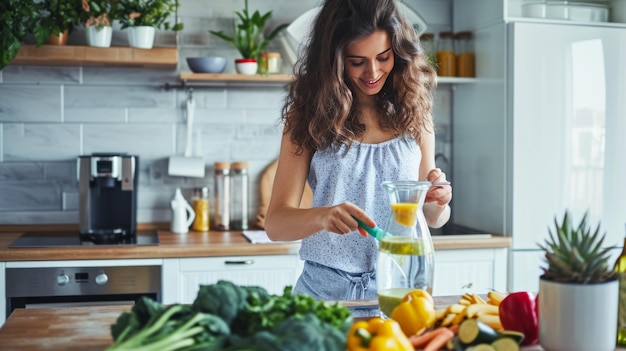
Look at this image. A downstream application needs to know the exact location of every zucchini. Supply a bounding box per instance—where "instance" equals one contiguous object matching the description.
[491,337,521,351]
[467,344,497,351]
[458,319,500,345]
[497,330,525,344]
[446,336,464,351]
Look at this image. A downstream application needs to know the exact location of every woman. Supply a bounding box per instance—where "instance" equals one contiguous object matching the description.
[265,0,452,301]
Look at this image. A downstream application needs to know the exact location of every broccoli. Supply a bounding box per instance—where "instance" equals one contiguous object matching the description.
[192,280,251,325]
[106,303,230,351]
[226,313,347,351]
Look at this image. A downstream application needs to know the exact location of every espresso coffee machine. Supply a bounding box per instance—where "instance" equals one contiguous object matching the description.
[78,153,139,243]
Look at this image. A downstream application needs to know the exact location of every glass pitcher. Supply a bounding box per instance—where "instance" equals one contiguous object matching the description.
[376,180,435,317]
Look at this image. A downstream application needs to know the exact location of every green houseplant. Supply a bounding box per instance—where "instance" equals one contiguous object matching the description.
[0,0,48,70]
[81,0,119,47]
[537,210,618,351]
[117,0,182,31]
[41,0,84,44]
[209,0,287,74]
[117,0,183,49]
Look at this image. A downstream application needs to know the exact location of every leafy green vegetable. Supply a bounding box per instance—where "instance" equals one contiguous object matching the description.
[108,280,353,351]
[107,303,229,351]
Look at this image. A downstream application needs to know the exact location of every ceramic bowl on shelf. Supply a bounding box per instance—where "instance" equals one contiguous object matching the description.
[186,56,227,73]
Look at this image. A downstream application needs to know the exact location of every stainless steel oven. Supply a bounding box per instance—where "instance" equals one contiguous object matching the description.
[5,265,161,318]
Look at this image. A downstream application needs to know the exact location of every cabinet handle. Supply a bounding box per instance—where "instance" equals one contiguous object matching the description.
[224,260,254,265]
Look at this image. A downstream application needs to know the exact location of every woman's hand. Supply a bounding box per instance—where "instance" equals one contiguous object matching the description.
[425,168,452,206]
[322,202,374,237]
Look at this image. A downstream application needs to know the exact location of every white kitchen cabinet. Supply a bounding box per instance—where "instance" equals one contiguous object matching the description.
[162,255,304,304]
[433,247,508,296]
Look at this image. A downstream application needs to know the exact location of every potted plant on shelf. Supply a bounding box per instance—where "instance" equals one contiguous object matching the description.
[209,0,287,75]
[537,210,618,351]
[81,0,118,48]
[117,0,183,49]
[41,0,84,45]
[0,0,48,70]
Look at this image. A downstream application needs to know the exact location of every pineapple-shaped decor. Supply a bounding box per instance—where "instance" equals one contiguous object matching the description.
[537,210,619,351]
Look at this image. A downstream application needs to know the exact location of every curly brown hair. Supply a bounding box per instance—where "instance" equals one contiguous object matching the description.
[281,0,437,156]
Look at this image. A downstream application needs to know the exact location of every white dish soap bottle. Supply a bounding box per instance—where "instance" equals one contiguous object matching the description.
[171,188,195,234]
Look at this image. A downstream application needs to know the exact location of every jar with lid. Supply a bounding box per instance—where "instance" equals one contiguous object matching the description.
[191,187,210,232]
[230,161,249,230]
[213,162,230,231]
[436,31,456,77]
[454,31,475,77]
[419,33,436,69]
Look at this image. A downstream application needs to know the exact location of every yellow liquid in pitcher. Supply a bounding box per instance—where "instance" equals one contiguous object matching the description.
[390,203,420,226]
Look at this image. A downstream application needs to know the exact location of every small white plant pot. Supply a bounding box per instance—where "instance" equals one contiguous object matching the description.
[86,25,113,48]
[127,26,156,49]
[539,278,618,351]
[235,59,258,75]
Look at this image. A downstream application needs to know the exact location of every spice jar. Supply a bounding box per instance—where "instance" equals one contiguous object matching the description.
[436,31,456,77]
[213,162,230,231]
[191,187,209,232]
[230,161,249,230]
[265,52,282,74]
[419,33,436,69]
[455,31,475,77]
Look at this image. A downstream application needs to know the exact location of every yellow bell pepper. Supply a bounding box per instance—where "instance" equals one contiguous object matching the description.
[390,289,436,336]
[347,317,414,351]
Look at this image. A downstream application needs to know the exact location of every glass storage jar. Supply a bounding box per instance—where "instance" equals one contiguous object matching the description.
[230,161,249,230]
[436,31,456,77]
[213,162,230,231]
[455,31,475,77]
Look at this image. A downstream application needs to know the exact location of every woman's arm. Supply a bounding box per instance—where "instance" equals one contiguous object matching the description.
[264,133,373,241]
[419,129,452,228]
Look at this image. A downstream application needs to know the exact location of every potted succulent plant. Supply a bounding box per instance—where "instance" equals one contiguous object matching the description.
[0,0,48,70]
[41,0,84,45]
[209,0,287,75]
[537,210,618,351]
[81,0,118,47]
[117,0,183,49]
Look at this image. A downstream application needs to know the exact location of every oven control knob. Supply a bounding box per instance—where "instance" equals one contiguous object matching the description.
[56,274,70,286]
[95,273,108,285]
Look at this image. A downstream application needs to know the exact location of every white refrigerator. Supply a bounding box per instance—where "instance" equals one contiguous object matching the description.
[452,21,626,292]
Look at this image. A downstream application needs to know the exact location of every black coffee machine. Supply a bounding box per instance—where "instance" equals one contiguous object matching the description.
[78,153,139,243]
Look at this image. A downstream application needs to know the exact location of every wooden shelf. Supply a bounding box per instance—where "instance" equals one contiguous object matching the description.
[10,44,178,69]
[179,73,475,85]
[180,72,293,83]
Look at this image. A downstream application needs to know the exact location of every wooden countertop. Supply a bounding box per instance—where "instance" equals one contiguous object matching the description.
[0,224,511,262]
[0,297,554,351]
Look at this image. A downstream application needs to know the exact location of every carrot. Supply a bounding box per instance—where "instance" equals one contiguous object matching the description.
[409,327,452,348]
[422,327,455,351]
[448,324,459,334]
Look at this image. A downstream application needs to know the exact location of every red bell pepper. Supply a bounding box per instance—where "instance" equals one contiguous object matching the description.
[498,291,539,346]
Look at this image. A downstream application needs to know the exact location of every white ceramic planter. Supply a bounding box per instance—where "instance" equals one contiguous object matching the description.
[127,26,156,49]
[86,26,113,48]
[235,59,258,75]
[539,278,618,351]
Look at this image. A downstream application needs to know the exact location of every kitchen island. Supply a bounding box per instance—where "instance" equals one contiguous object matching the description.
[4,297,620,351]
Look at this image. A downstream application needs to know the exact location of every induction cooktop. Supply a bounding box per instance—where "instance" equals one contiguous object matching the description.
[9,229,160,248]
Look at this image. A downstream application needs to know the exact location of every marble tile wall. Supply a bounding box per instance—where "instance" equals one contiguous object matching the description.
[0,0,453,225]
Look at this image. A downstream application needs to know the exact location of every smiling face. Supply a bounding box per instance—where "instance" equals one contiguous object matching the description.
[344,30,395,99]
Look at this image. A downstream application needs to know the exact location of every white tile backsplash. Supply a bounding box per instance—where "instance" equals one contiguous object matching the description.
[0,0,453,225]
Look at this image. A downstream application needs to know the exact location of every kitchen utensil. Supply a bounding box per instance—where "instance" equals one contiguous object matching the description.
[353,216,392,241]
[171,188,195,234]
[168,91,206,178]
